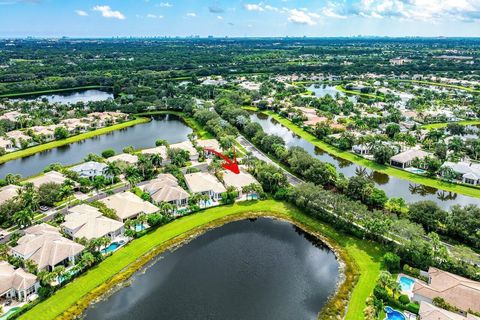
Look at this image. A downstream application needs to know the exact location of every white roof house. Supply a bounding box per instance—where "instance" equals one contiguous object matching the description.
[169,140,199,161]
[70,161,108,179]
[106,153,138,165]
[143,174,189,207]
[62,204,124,240]
[0,184,21,205]
[27,171,67,188]
[11,224,84,271]
[141,145,169,163]
[0,261,39,302]
[390,149,430,169]
[184,172,226,200]
[196,139,221,157]
[99,191,158,221]
[419,301,480,320]
[222,170,258,193]
[441,161,480,185]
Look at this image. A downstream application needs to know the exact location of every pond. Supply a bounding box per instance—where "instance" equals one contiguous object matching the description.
[250,112,480,209]
[307,84,357,103]
[0,114,192,178]
[83,218,340,320]
[12,89,113,104]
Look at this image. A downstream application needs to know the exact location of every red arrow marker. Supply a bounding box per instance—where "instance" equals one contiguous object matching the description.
[204,147,240,174]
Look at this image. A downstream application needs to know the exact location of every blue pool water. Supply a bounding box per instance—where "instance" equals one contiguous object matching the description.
[0,307,19,320]
[384,306,406,320]
[399,276,415,292]
[135,224,146,232]
[101,241,125,254]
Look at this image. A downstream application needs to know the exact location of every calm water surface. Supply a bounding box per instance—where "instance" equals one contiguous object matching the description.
[13,89,113,104]
[83,218,340,320]
[250,112,480,209]
[0,114,192,178]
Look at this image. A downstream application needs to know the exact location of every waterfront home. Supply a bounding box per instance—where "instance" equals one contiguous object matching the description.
[11,224,84,271]
[419,301,480,320]
[412,267,480,313]
[61,204,124,241]
[99,191,159,222]
[6,130,32,148]
[222,170,259,198]
[0,261,39,302]
[143,174,189,207]
[0,137,13,150]
[29,125,57,140]
[0,184,21,205]
[106,153,138,165]
[196,139,221,157]
[60,118,90,133]
[70,161,108,179]
[141,146,169,164]
[352,144,371,155]
[27,171,67,188]
[87,112,127,127]
[390,149,431,169]
[169,140,199,161]
[440,161,480,185]
[184,172,226,201]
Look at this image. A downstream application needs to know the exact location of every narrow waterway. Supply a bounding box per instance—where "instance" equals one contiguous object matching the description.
[0,114,192,178]
[250,112,480,209]
[83,218,340,320]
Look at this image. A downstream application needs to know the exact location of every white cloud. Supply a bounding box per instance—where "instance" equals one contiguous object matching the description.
[287,8,318,25]
[321,2,347,19]
[244,3,264,12]
[146,13,163,19]
[186,12,196,17]
[75,10,88,17]
[92,5,125,20]
[217,15,223,20]
[157,2,172,7]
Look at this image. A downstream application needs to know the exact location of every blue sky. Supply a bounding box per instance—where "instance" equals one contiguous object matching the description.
[0,0,479,38]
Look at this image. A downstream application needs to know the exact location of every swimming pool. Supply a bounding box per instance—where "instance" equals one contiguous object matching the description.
[101,240,125,254]
[135,224,146,232]
[384,306,406,320]
[0,307,19,320]
[399,276,415,292]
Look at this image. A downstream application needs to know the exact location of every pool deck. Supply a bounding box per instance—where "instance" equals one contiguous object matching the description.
[396,273,416,298]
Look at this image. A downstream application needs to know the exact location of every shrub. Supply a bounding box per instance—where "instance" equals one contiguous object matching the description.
[101,148,115,158]
[406,302,420,314]
[403,264,420,277]
[398,294,410,305]
[383,252,401,272]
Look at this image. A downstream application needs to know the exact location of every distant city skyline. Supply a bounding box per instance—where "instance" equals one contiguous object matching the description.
[0,0,479,38]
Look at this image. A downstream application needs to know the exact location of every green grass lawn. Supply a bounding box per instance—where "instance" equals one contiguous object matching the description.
[0,118,150,166]
[20,200,384,320]
[422,120,480,130]
[0,86,110,98]
[258,110,480,198]
[335,85,382,99]
[391,79,480,93]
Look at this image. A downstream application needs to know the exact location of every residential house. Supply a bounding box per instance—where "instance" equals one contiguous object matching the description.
[0,184,21,205]
[27,171,67,188]
[441,161,480,185]
[352,144,371,155]
[143,174,189,207]
[0,261,39,302]
[196,139,221,158]
[11,224,84,271]
[390,149,431,169]
[61,204,124,240]
[222,169,259,198]
[0,137,13,150]
[169,141,199,161]
[99,191,158,222]
[141,146,170,164]
[70,161,108,179]
[6,130,32,148]
[30,125,56,140]
[106,153,138,165]
[184,172,226,201]
[419,301,480,320]
[412,267,480,313]
[0,111,27,122]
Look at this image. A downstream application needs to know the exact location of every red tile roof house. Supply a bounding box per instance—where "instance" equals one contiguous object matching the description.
[412,267,480,314]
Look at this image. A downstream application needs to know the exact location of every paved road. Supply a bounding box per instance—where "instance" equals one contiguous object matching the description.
[236,135,303,186]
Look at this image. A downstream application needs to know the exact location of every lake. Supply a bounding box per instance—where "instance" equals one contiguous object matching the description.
[0,114,192,178]
[13,89,113,104]
[83,218,340,320]
[250,112,480,209]
[307,84,357,102]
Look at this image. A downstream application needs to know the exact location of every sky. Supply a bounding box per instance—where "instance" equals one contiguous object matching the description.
[0,0,480,38]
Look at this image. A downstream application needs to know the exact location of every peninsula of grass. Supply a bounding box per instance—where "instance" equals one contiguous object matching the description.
[19,200,384,320]
[335,85,382,99]
[0,86,110,98]
[422,120,480,130]
[0,117,149,165]
[258,110,480,199]
[136,110,214,139]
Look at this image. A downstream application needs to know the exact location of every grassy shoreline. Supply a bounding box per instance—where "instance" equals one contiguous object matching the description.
[0,86,110,98]
[0,118,150,165]
[257,109,480,198]
[19,200,384,320]
[422,120,480,130]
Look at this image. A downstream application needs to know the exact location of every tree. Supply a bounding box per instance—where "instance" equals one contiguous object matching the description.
[125,166,141,187]
[409,201,447,233]
[79,251,95,269]
[54,126,69,140]
[383,252,401,272]
[101,148,115,158]
[385,123,400,138]
[159,202,175,216]
[221,186,239,204]
[373,145,396,165]
[12,208,34,228]
[384,197,409,217]
[105,162,121,183]
[38,182,62,206]
[155,139,169,147]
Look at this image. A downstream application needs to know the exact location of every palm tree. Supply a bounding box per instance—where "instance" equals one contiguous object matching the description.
[149,153,163,167]
[105,162,121,184]
[16,183,39,211]
[13,208,34,229]
[5,173,21,185]
[125,166,141,187]
[37,270,57,286]
[79,252,95,270]
[159,202,175,216]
